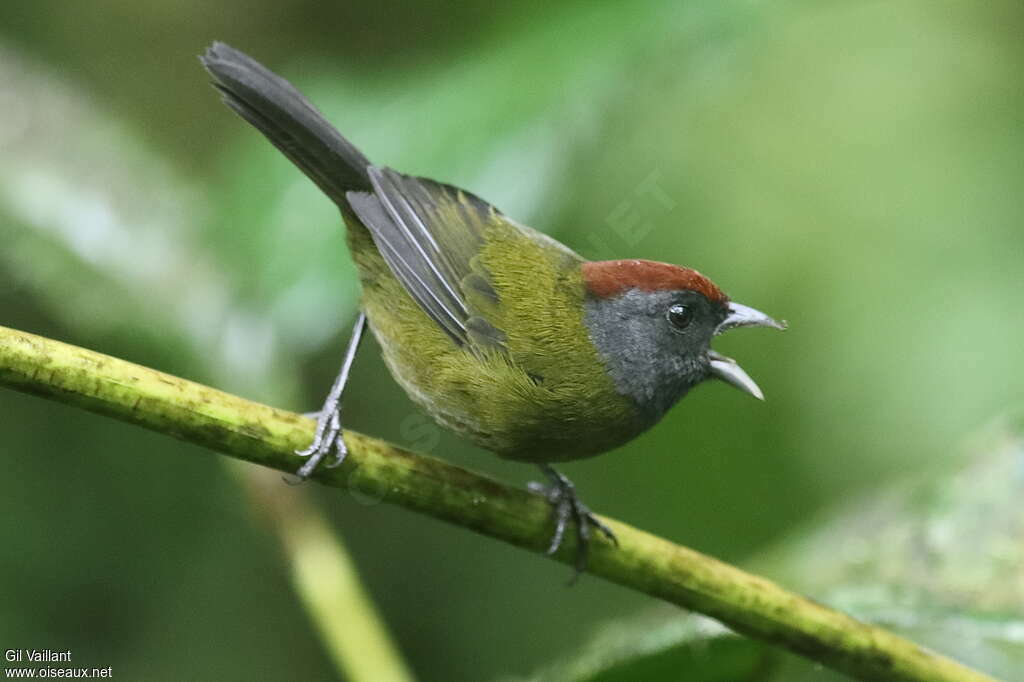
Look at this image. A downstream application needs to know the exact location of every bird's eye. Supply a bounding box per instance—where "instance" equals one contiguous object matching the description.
[667,303,693,331]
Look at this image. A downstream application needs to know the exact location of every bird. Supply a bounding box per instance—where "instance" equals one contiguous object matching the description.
[200,42,785,576]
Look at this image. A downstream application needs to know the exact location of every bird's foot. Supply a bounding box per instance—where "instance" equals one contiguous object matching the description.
[291,407,348,482]
[530,465,618,583]
[289,313,367,483]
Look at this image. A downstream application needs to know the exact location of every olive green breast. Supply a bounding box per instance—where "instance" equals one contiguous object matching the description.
[344,214,645,462]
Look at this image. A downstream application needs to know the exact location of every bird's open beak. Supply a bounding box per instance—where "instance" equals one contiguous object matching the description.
[709,303,786,401]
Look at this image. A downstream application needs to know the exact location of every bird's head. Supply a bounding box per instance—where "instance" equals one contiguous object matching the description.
[581,259,785,422]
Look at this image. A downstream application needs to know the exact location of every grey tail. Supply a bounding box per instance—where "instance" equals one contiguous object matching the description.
[200,42,372,202]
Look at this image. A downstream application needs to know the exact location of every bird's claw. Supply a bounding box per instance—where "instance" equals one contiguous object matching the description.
[292,408,348,481]
[533,467,617,583]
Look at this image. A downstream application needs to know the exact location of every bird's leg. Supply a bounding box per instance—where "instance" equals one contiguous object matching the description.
[293,313,367,480]
[532,464,618,582]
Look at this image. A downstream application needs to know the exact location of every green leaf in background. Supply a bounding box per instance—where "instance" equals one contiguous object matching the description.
[526,412,1024,681]
[762,411,1024,680]
[512,612,770,682]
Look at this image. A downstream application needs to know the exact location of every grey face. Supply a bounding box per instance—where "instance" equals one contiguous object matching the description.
[583,288,729,424]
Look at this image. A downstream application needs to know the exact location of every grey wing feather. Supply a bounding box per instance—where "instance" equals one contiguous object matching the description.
[347,165,505,350]
[366,167,471,322]
[346,191,469,344]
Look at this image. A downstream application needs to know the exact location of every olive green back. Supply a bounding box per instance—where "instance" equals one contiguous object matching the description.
[345,210,644,462]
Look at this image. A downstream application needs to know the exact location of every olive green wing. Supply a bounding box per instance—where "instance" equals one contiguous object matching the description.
[346,165,508,350]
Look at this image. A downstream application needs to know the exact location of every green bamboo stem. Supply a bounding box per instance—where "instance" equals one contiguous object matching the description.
[0,324,999,682]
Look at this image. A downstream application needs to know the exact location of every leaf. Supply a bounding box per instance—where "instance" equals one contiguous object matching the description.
[522,412,1024,681]
[511,611,770,682]
[756,412,1024,679]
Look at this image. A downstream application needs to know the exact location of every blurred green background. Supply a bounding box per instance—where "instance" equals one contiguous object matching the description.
[1,0,1021,680]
